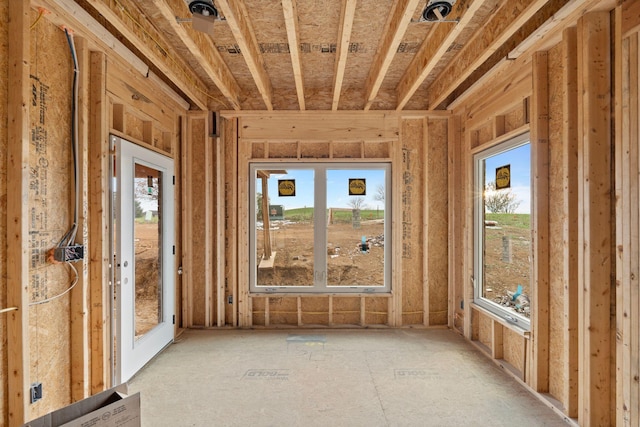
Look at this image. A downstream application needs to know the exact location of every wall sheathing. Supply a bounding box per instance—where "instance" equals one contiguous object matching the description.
[0,4,188,424]
[213,112,449,328]
[452,6,629,425]
[27,13,74,419]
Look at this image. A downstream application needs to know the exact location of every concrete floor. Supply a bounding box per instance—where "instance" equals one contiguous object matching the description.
[128,328,569,426]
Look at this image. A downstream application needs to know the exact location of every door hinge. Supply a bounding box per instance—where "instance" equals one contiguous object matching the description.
[173,175,176,185]
[173,245,175,255]
[173,314,175,325]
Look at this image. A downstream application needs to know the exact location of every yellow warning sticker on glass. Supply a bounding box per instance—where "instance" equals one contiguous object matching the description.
[278,179,296,197]
[495,165,511,189]
[349,178,366,196]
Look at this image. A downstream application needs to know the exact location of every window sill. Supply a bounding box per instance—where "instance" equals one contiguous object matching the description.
[470,302,530,338]
[250,292,393,298]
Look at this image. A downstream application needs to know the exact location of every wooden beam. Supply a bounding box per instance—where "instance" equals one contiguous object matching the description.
[616,8,640,426]
[7,1,30,424]
[34,0,207,110]
[577,12,612,426]
[561,26,579,419]
[137,0,242,110]
[508,0,618,59]
[530,51,550,393]
[363,0,422,110]
[217,0,273,110]
[71,35,91,402]
[237,132,251,327]
[88,50,110,394]
[282,0,305,110]
[396,0,489,110]
[205,115,214,327]
[447,115,463,330]
[492,321,504,359]
[224,118,239,326]
[332,0,357,111]
[216,134,226,327]
[427,0,549,109]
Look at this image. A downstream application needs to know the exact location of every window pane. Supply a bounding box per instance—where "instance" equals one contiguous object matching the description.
[326,169,386,287]
[134,163,163,338]
[255,169,315,287]
[481,143,531,320]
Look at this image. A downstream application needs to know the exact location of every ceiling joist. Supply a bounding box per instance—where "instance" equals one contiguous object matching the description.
[395,0,490,111]
[142,0,242,110]
[217,0,274,110]
[363,0,422,111]
[426,0,550,109]
[83,0,209,109]
[282,0,306,110]
[332,0,357,111]
[55,0,619,112]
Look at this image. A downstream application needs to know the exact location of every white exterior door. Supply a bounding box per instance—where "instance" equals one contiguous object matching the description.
[113,135,175,383]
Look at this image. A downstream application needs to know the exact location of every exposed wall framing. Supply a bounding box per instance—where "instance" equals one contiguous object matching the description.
[452,6,624,424]
[211,111,449,328]
[0,4,189,423]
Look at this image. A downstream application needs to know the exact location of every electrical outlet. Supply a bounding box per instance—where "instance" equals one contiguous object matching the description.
[53,244,84,262]
[30,382,43,403]
[227,296,233,304]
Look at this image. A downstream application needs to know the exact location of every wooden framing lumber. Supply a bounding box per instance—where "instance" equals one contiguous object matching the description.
[34,0,207,110]
[7,1,30,424]
[237,135,251,327]
[205,115,214,327]
[616,8,640,425]
[391,138,403,326]
[71,35,90,402]
[88,50,110,394]
[529,51,550,393]
[561,26,579,419]
[216,134,226,326]
[395,0,489,111]
[281,0,305,110]
[423,117,430,326]
[447,114,463,330]
[363,0,421,110]
[427,0,549,109]
[216,0,274,110]
[332,0,357,111]
[137,0,242,111]
[509,0,618,60]
[577,12,612,426]
[224,118,239,326]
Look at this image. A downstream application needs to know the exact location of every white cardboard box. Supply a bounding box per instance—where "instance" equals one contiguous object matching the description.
[23,384,140,427]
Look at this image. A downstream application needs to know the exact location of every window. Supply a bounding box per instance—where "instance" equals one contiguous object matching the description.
[474,133,531,329]
[249,163,391,293]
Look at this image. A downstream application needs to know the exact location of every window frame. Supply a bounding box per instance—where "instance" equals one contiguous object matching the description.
[473,132,532,330]
[249,162,392,294]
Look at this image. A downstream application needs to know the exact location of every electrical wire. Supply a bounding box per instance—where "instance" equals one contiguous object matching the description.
[29,262,79,306]
[57,27,80,249]
[30,8,45,30]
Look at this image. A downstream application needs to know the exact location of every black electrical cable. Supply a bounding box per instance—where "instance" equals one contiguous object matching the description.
[58,28,79,248]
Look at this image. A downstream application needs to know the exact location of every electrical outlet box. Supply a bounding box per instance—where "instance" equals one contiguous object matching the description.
[53,244,84,263]
[31,382,43,403]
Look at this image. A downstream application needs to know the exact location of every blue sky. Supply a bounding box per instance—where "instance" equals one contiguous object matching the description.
[484,143,531,214]
[259,169,386,210]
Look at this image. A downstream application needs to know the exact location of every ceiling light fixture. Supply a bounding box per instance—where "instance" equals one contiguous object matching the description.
[420,0,457,22]
[182,0,219,35]
[188,0,218,18]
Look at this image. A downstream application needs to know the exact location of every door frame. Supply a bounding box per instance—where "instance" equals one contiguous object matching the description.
[111,135,175,384]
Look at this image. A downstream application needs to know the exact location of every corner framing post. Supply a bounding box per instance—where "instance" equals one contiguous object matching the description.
[7,1,31,425]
